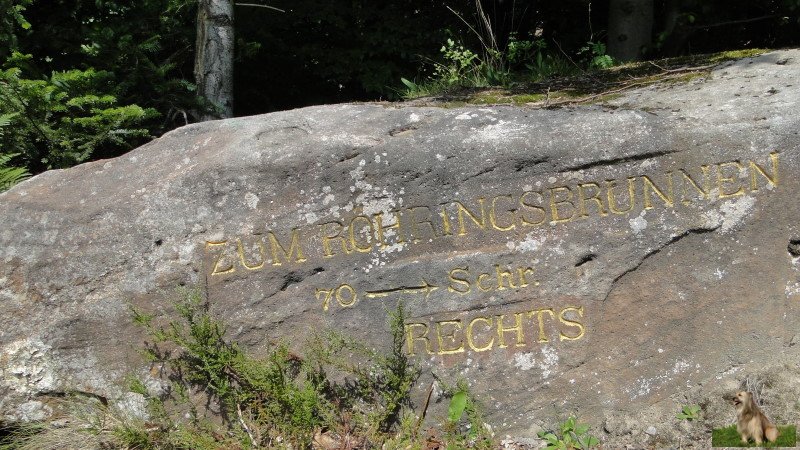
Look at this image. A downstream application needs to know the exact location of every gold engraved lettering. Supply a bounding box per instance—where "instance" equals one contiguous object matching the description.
[749,152,779,191]
[316,284,357,311]
[548,186,575,223]
[364,279,437,299]
[489,195,516,231]
[466,316,494,352]
[716,161,745,198]
[495,265,517,290]
[527,308,555,342]
[519,191,546,227]
[496,313,526,348]
[559,306,586,341]
[407,206,439,243]
[455,199,487,236]
[606,178,636,215]
[406,303,588,356]
[405,323,432,355]
[374,211,405,249]
[439,205,453,236]
[335,284,357,307]
[476,273,494,292]
[436,320,465,355]
[516,267,536,287]
[236,237,266,270]
[320,221,350,257]
[448,267,471,294]
[577,182,608,218]
[206,240,235,275]
[267,229,307,266]
[316,287,333,311]
[348,215,374,253]
[642,173,674,209]
[679,167,710,204]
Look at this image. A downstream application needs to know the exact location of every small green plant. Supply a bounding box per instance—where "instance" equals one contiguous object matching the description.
[506,33,536,67]
[676,404,701,421]
[400,1,515,98]
[538,416,600,449]
[447,389,468,423]
[439,380,494,449]
[434,38,480,85]
[579,40,615,69]
[399,37,502,98]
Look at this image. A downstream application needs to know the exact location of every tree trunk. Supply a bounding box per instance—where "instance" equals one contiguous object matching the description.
[608,0,654,62]
[194,0,234,120]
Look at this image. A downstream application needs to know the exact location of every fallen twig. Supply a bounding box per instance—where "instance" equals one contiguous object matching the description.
[648,61,718,73]
[237,402,258,448]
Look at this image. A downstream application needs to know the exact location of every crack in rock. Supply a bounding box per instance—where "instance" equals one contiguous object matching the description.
[602,225,720,303]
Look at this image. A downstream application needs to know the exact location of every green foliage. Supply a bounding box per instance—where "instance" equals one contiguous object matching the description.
[434,38,482,86]
[0,59,155,171]
[441,380,494,449]
[0,0,32,59]
[447,390,468,423]
[133,289,328,446]
[0,113,30,192]
[676,404,702,421]
[0,0,203,175]
[112,424,153,450]
[516,37,580,81]
[711,424,796,447]
[538,416,600,449]
[506,33,537,66]
[399,37,506,98]
[1,290,498,449]
[441,384,493,449]
[305,303,420,439]
[0,422,46,450]
[579,41,615,69]
[129,291,426,448]
[383,379,495,450]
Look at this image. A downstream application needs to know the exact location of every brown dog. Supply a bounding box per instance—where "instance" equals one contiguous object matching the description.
[733,391,779,445]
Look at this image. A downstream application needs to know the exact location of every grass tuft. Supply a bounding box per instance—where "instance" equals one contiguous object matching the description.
[712,424,796,447]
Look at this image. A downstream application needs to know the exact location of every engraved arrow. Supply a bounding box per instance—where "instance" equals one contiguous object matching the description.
[364,279,438,299]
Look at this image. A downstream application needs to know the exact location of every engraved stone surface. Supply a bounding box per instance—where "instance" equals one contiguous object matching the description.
[1,50,800,443]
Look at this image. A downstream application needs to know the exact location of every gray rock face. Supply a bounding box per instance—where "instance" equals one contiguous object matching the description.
[1,50,799,443]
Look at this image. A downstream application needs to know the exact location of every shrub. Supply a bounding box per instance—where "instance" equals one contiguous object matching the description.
[130,290,425,448]
[0,55,156,172]
[538,416,600,449]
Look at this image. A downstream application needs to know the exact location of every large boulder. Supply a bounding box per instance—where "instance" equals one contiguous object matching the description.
[2,49,799,444]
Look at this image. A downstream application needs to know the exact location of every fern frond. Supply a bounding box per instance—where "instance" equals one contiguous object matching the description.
[0,153,31,192]
[0,113,18,128]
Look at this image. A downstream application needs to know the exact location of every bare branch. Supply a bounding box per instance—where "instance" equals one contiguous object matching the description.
[446,6,489,53]
[694,15,778,29]
[235,3,285,12]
